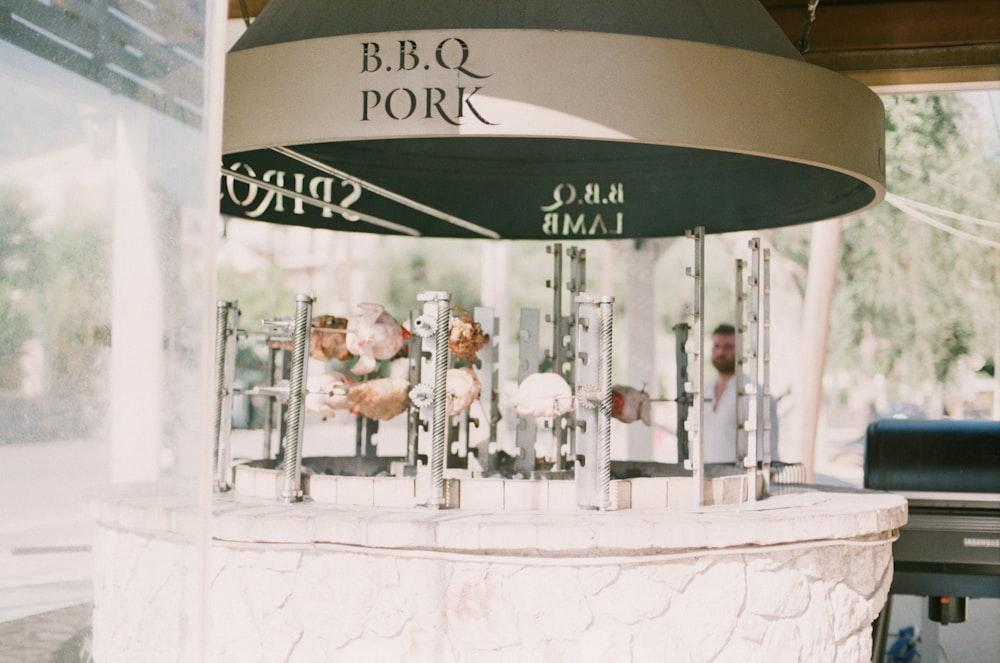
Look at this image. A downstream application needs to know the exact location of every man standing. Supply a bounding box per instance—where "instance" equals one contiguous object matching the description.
[702,324,779,464]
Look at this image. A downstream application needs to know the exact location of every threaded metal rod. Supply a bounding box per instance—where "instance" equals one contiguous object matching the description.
[280,294,313,503]
[430,294,450,506]
[213,301,233,491]
[597,297,614,510]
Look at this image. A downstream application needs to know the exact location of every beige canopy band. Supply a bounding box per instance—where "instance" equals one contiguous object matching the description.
[220,0,886,239]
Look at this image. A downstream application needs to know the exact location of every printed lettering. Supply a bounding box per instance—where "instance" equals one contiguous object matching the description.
[338,180,362,221]
[424,87,458,125]
[225,162,258,206]
[589,213,608,235]
[361,90,381,121]
[457,87,496,125]
[435,37,491,79]
[397,40,419,71]
[361,42,382,73]
[542,213,559,236]
[224,162,365,222]
[563,213,587,235]
[607,183,624,204]
[541,183,576,212]
[385,87,417,120]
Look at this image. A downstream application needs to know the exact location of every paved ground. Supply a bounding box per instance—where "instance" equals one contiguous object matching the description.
[0,602,92,663]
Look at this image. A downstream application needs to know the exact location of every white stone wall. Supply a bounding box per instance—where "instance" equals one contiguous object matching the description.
[92,486,905,662]
[204,540,891,662]
[91,526,204,663]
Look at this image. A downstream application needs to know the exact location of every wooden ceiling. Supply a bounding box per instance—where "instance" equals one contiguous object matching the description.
[227,0,1000,89]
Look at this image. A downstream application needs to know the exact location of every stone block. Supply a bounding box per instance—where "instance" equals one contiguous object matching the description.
[373,477,416,507]
[630,477,668,509]
[336,476,375,506]
[306,474,337,503]
[503,479,547,511]
[545,480,577,510]
[458,478,504,510]
[666,475,696,509]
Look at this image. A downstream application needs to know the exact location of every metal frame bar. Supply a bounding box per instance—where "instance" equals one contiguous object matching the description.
[685,227,706,506]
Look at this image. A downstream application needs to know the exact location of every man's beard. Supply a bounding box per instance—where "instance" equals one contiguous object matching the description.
[712,357,735,374]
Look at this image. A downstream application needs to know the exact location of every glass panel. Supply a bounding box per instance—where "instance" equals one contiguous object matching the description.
[0,1,221,660]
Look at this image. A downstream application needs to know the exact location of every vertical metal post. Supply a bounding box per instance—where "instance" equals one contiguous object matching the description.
[406,307,423,468]
[515,308,541,474]
[213,301,239,492]
[684,227,706,506]
[262,346,277,459]
[546,243,564,469]
[596,296,614,510]
[735,259,748,466]
[279,293,313,503]
[565,247,586,468]
[415,291,451,508]
[473,307,500,472]
[574,293,614,510]
[673,323,691,464]
[746,240,762,502]
[547,243,564,374]
[761,248,773,492]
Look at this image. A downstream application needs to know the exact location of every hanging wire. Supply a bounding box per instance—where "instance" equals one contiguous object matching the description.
[885,192,1000,249]
[895,195,1000,231]
[797,0,821,54]
[237,0,252,27]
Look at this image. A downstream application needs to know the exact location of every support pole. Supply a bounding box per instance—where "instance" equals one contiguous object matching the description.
[573,293,615,510]
[414,291,452,508]
[796,219,842,483]
[279,293,313,503]
[213,301,239,492]
[761,248,773,492]
[685,227,706,506]
[746,239,762,502]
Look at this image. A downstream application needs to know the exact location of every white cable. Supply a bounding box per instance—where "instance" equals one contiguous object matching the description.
[885,193,1000,250]
[274,146,501,240]
[888,193,1000,230]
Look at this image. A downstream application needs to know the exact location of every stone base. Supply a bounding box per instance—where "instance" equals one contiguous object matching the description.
[91,483,906,662]
[233,457,765,510]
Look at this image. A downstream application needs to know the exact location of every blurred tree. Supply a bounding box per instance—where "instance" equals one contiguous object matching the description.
[775,93,1000,411]
[0,186,43,389]
[37,217,111,393]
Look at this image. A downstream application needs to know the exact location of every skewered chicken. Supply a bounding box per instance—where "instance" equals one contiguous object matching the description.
[347,377,410,420]
[611,385,651,426]
[345,303,409,376]
[513,372,575,419]
[267,314,350,362]
[446,367,481,416]
[304,371,352,419]
[308,315,351,361]
[449,308,490,363]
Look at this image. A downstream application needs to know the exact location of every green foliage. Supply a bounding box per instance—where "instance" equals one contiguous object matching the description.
[216,261,296,332]
[369,237,484,314]
[776,92,1000,402]
[37,218,111,392]
[0,186,43,388]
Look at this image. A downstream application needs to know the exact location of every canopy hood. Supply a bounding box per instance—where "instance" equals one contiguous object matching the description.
[221,0,886,239]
